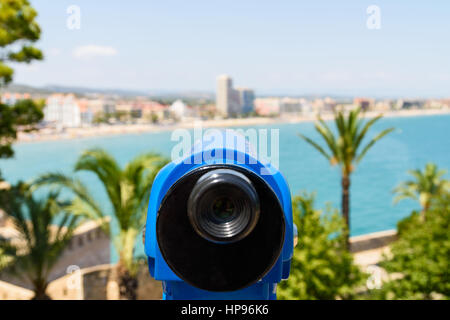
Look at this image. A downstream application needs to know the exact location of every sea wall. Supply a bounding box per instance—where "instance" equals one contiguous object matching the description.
[350,229,397,253]
[46,263,162,300]
[0,219,110,290]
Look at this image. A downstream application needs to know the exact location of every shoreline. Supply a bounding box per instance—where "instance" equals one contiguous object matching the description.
[17,108,450,144]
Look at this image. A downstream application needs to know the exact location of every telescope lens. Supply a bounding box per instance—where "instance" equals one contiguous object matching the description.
[211,197,235,222]
[156,164,285,292]
[188,169,260,243]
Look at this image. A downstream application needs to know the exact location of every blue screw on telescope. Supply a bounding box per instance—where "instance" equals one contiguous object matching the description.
[144,130,294,300]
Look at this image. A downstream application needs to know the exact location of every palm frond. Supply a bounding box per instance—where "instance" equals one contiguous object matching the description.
[314,121,338,158]
[0,187,79,291]
[32,148,169,277]
[354,114,384,150]
[298,133,331,160]
[75,149,123,214]
[356,127,394,163]
[393,162,449,209]
[31,172,104,221]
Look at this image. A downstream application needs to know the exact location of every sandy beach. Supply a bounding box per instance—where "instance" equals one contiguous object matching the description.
[17,108,450,143]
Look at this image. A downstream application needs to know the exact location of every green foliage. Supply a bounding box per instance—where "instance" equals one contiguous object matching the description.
[277,192,366,300]
[372,192,450,300]
[393,163,450,212]
[299,108,394,176]
[0,182,80,299]
[32,149,169,276]
[150,113,159,124]
[114,110,129,122]
[0,0,43,87]
[0,239,15,270]
[0,0,43,176]
[298,108,394,243]
[0,99,43,161]
[93,112,108,124]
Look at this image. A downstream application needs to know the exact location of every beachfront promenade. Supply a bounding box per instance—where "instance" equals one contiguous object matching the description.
[17,108,450,143]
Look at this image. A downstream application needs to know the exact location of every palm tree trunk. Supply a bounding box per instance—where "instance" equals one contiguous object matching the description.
[117,263,138,300]
[32,282,51,300]
[341,175,351,250]
[420,202,431,222]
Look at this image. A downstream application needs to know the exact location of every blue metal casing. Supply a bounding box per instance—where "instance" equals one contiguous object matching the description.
[144,130,293,300]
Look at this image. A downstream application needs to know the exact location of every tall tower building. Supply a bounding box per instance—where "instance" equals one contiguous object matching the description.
[236,88,255,114]
[216,75,241,117]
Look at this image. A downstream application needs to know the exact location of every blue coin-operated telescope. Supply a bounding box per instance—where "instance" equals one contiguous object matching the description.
[144,130,294,300]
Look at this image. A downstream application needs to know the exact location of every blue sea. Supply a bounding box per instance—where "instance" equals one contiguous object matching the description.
[1,114,449,239]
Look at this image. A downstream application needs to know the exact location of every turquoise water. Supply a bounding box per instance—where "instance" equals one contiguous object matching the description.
[1,114,449,239]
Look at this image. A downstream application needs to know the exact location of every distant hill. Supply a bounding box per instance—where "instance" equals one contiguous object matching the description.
[5,83,357,102]
[4,83,52,95]
[5,83,150,97]
[4,83,215,101]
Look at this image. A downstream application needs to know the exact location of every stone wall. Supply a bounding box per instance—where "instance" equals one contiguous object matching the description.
[0,220,110,289]
[0,280,34,300]
[46,269,83,300]
[1,228,398,300]
[136,262,163,300]
[350,229,397,253]
[45,263,162,300]
[51,220,111,281]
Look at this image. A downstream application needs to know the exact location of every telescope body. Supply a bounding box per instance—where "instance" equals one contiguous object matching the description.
[144,130,293,300]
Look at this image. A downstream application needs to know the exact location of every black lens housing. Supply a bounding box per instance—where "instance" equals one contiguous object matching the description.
[156,165,285,292]
[187,169,260,243]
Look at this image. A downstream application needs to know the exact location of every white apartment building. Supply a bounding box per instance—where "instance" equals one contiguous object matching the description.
[169,99,192,120]
[44,94,83,128]
[216,75,242,117]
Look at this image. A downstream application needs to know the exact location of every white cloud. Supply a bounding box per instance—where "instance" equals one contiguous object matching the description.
[72,45,118,59]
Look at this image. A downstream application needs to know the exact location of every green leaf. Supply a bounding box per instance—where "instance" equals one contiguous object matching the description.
[356,127,394,163]
[298,133,331,160]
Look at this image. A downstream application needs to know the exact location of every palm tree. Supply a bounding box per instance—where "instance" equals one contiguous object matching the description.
[0,240,15,271]
[299,108,394,247]
[32,149,169,299]
[0,183,79,299]
[393,163,450,217]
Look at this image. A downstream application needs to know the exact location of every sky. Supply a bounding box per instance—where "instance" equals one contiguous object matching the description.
[10,1,450,97]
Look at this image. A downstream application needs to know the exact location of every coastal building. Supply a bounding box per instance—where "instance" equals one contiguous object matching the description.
[77,100,93,124]
[311,97,337,113]
[396,99,425,110]
[254,98,281,116]
[354,97,375,111]
[169,99,192,121]
[236,88,255,114]
[440,99,450,109]
[216,75,242,117]
[137,100,168,121]
[323,97,337,112]
[374,100,393,111]
[115,101,134,113]
[83,98,116,116]
[44,94,86,128]
[0,92,31,105]
[280,97,306,114]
